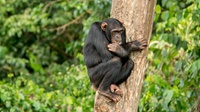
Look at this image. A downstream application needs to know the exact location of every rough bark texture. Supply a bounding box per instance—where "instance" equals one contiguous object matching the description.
[94,0,156,112]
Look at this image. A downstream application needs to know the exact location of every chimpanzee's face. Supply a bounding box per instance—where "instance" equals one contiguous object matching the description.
[101,19,126,44]
[110,28,124,44]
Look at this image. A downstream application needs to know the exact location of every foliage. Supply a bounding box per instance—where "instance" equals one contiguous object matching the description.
[0,0,110,111]
[139,0,200,111]
[0,0,111,77]
[0,0,199,111]
[0,64,95,112]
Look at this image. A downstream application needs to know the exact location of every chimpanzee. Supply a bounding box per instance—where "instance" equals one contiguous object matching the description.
[83,18,147,102]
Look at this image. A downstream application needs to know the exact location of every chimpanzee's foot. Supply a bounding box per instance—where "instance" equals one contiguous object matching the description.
[98,89,121,102]
[110,84,123,96]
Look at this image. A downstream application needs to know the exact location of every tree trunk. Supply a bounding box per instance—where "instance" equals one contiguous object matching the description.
[94,0,156,112]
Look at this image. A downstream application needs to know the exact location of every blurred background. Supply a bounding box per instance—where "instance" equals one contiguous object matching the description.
[0,0,199,111]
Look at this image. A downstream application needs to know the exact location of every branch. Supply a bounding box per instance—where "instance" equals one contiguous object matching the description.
[55,13,85,35]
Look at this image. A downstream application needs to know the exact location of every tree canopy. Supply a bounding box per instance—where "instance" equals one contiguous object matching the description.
[0,0,199,111]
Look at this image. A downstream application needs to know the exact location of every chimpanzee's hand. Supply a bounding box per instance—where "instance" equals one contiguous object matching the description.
[108,43,128,57]
[131,38,148,51]
[108,43,124,53]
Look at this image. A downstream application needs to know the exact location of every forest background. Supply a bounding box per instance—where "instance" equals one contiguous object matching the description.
[0,0,199,111]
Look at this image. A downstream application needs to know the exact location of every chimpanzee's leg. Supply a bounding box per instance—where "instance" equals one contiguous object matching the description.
[98,57,123,102]
[88,57,121,88]
[113,59,134,85]
[107,59,134,97]
[88,57,123,102]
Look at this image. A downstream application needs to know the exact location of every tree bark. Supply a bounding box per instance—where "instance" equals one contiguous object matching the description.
[94,0,156,112]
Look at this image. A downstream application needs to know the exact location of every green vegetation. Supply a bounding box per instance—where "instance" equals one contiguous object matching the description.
[0,0,199,111]
[139,0,200,111]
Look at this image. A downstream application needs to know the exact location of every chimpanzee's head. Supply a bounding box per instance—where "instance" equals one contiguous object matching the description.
[101,18,126,44]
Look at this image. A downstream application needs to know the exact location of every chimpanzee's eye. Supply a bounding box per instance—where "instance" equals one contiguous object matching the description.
[119,30,123,34]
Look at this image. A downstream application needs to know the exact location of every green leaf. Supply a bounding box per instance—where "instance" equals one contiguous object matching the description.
[0,46,8,59]
[169,17,177,25]
[66,96,74,105]
[155,5,161,13]
[162,49,168,57]
[1,94,7,102]
[10,108,15,112]
[76,107,83,112]
[6,101,11,108]
[179,2,185,9]
[33,101,40,111]
[162,0,167,6]
[161,11,170,21]
[175,60,182,72]
[177,11,182,20]
[162,90,173,111]
[18,93,25,100]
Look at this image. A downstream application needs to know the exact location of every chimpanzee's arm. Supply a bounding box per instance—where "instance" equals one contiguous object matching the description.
[108,39,147,58]
[87,22,114,63]
[122,39,147,53]
[95,40,113,62]
[108,43,128,58]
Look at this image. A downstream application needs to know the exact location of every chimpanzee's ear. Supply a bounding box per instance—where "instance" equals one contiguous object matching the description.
[101,22,108,31]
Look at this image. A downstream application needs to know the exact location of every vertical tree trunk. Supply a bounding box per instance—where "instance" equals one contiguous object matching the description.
[94,0,156,112]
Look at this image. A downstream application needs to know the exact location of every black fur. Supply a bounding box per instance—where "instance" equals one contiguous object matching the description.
[83,18,135,91]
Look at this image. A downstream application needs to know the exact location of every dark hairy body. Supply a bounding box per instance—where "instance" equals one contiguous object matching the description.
[83,18,147,102]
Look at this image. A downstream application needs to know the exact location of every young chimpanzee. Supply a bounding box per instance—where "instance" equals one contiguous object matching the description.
[83,18,147,102]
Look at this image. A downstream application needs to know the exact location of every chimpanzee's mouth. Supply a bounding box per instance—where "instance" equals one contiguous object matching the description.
[113,42,121,45]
